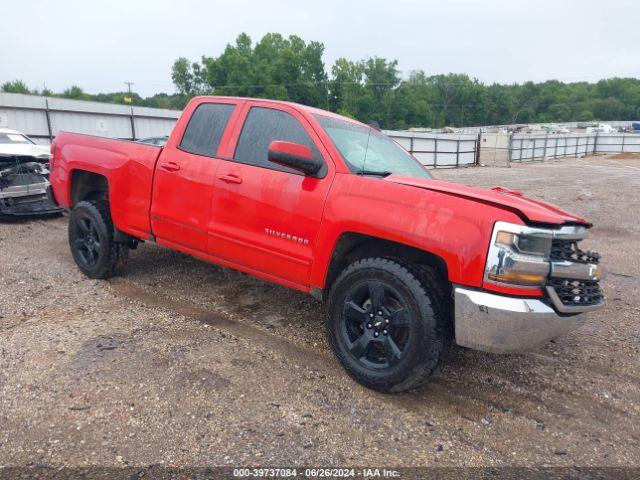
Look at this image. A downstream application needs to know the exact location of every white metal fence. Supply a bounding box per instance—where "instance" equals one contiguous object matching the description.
[385,131,479,168]
[439,120,638,134]
[0,92,180,144]
[509,133,640,162]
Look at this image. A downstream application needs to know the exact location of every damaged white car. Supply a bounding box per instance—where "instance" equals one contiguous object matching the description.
[0,128,63,217]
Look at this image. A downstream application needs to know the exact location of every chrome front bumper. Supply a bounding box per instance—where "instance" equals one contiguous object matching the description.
[454,286,589,353]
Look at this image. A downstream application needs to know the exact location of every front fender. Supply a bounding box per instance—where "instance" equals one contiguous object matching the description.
[310,174,523,289]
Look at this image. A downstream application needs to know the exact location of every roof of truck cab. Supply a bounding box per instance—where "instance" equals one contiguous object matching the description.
[190,96,365,125]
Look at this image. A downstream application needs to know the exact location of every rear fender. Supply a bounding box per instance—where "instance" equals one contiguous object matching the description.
[53,133,162,240]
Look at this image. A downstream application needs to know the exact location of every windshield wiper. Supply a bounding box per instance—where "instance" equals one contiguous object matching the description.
[355,170,392,177]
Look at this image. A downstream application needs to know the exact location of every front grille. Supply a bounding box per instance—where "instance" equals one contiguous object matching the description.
[547,277,603,308]
[7,172,48,186]
[547,236,604,310]
[551,239,600,264]
[8,193,48,204]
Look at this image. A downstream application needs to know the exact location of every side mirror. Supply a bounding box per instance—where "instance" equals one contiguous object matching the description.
[268,141,323,176]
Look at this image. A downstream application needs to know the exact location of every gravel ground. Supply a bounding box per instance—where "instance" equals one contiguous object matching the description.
[0,155,638,471]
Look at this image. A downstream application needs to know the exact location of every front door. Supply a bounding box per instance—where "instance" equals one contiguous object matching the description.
[150,101,237,252]
[208,103,334,287]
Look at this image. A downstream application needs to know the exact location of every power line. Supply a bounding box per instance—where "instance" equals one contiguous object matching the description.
[197,76,640,91]
[13,72,639,97]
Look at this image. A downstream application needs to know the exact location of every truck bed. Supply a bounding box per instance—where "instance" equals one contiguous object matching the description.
[50,132,164,239]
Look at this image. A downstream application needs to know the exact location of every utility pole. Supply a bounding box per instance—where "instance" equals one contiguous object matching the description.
[124,81,134,96]
[124,81,135,140]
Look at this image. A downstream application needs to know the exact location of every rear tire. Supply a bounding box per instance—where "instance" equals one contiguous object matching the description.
[68,200,128,279]
[326,257,451,392]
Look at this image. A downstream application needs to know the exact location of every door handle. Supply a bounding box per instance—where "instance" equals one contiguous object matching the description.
[160,161,181,172]
[218,174,243,184]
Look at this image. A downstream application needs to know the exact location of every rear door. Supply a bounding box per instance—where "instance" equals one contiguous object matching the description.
[150,100,238,252]
[208,102,335,287]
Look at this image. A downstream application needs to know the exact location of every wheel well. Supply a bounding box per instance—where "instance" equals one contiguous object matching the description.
[69,170,137,245]
[324,233,449,294]
[70,170,109,206]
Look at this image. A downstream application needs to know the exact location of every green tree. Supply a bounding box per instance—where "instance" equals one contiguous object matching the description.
[593,97,625,120]
[1,80,31,94]
[92,91,144,105]
[171,33,640,129]
[391,71,435,129]
[60,85,91,100]
[329,58,365,118]
[171,57,205,96]
[199,32,328,106]
[362,57,400,127]
[202,32,255,96]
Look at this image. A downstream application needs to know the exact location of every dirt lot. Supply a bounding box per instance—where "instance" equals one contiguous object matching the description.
[1,155,639,470]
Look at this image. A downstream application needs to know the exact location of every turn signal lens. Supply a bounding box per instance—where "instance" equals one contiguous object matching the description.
[495,231,515,247]
[488,271,547,285]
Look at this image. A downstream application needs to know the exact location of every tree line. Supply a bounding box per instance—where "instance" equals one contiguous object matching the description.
[4,32,640,129]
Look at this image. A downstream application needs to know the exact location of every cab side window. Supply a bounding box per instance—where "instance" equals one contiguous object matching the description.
[180,103,235,157]
[234,107,324,175]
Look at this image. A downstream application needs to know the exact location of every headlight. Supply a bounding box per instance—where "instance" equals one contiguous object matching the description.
[485,222,552,287]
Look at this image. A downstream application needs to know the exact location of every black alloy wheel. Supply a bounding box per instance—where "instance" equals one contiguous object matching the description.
[71,213,102,268]
[341,280,410,369]
[326,257,451,392]
[68,200,128,279]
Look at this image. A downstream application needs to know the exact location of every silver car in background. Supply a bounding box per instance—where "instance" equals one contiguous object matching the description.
[0,128,62,217]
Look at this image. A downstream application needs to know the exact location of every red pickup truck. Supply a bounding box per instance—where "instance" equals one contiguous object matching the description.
[49,96,605,392]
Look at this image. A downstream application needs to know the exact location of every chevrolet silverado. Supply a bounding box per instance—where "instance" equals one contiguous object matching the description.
[48,96,605,392]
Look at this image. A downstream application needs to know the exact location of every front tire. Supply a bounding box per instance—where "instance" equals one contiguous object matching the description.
[326,258,451,392]
[68,200,128,279]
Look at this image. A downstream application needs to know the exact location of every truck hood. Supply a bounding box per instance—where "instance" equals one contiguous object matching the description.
[385,175,589,226]
[0,143,51,159]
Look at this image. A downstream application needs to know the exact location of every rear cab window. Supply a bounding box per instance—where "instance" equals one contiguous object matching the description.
[179,103,236,157]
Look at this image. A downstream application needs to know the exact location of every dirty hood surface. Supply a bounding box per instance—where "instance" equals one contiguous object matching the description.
[0,143,50,159]
[385,175,589,226]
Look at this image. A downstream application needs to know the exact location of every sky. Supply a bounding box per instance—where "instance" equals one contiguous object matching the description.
[2,0,639,97]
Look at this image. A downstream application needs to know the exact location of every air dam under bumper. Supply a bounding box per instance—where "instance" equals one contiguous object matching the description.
[454,286,586,353]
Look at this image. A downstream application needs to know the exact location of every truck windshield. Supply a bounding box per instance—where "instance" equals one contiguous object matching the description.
[314,115,431,179]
